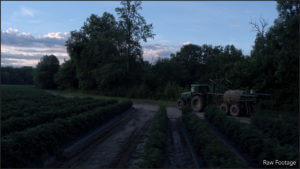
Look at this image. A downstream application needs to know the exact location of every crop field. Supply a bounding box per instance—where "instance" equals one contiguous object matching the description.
[1,85,132,168]
[1,85,299,168]
[200,106,298,168]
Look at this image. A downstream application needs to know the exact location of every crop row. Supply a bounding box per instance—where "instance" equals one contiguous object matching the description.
[182,107,245,168]
[2,86,64,104]
[205,105,299,168]
[2,97,97,121]
[2,96,65,114]
[138,106,168,168]
[2,86,78,120]
[2,100,132,168]
[251,110,298,147]
[2,99,117,136]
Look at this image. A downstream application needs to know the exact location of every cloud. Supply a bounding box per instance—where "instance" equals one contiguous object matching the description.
[142,44,180,63]
[43,32,69,39]
[230,24,241,28]
[1,28,70,67]
[20,7,34,17]
[1,28,69,48]
[1,58,39,67]
[1,28,183,66]
[183,41,191,46]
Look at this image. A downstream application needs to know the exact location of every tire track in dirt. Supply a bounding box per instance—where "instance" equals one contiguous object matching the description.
[53,104,157,168]
[165,107,202,168]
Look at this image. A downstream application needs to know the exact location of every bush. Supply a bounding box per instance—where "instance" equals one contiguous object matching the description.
[182,107,245,168]
[139,106,168,168]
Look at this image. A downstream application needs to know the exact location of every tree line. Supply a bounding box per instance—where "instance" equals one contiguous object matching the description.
[3,0,299,111]
[1,67,34,85]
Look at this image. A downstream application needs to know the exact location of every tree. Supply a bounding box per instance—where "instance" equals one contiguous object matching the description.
[1,66,34,85]
[249,16,268,37]
[65,12,121,89]
[115,0,154,74]
[55,60,78,89]
[34,55,59,89]
[170,44,205,85]
[250,0,299,108]
[65,1,155,91]
[152,58,187,88]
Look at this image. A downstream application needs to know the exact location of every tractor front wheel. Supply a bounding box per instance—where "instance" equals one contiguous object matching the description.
[176,99,185,109]
[191,95,204,112]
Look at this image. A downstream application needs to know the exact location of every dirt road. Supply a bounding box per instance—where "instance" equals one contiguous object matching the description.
[54,104,157,168]
[165,107,202,168]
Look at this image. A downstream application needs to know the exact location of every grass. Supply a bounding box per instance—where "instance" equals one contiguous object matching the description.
[1,85,176,106]
[58,89,176,107]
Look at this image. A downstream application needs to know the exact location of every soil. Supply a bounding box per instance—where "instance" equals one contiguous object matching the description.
[45,90,253,168]
[165,107,202,168]
[55,104,156,168]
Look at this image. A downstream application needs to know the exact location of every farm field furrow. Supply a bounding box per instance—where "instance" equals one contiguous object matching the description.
[55,104,156,168]
[182,107,246,168]
[204,105,299,168]
[2,99,117,136]
[1,86,133,168]
[165,107,201,168]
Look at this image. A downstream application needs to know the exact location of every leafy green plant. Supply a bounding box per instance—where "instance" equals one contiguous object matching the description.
[2,99,116,136]
[205,105,299,167]
[182,107,245,168]
[2,101,132,168]
[138,106,168,168]
[251,109,298,147]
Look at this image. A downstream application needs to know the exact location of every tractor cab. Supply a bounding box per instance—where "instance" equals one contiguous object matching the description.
[191,84,210,94]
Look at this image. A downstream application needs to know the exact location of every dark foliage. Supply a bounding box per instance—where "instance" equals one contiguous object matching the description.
[182,107,245,168]
[34,55,59,89]
[205,105,299,167]
[139,106,168,168]
[1,66,34,85]
[2,95,132,168]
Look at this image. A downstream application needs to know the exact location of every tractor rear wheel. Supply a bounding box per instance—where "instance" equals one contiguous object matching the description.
[230,104,240,116]
[191,95,204,112]
[219,103,228,114]
[176,99,185,109]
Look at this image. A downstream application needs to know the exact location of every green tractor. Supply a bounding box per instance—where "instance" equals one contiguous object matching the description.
[177,83,257,116]
[176,84,210,112]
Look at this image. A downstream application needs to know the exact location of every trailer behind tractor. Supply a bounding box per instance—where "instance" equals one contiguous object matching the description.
[177,83,257,116]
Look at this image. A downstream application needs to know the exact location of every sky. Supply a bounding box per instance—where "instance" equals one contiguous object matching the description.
[1,1,278,67]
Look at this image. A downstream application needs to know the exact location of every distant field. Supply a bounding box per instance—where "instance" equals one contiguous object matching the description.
[59,89,176,107]
[1,85,132,168]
